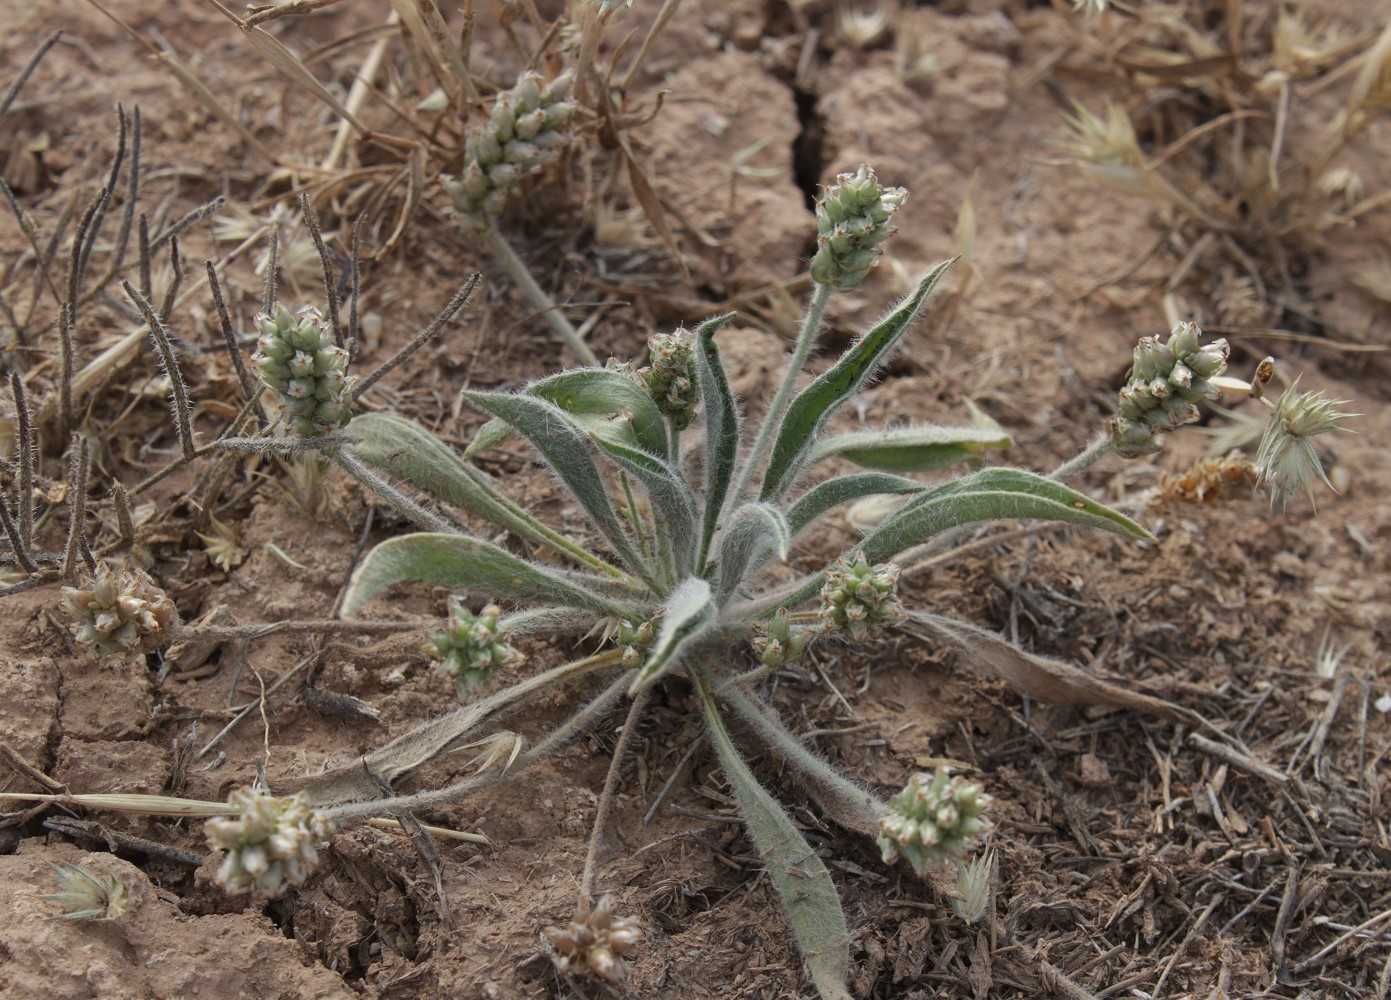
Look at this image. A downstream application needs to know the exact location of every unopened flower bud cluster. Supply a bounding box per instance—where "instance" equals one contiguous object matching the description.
[543,895,642,983]
[205,788,332,899]
[60,563,178,655]
[878,769,990,876]
[427,600,517,696]
[751,607,811,668]
[254,305,352,437]
[617,618,656,670]
[1108,321,1228,458]
[447,71,576,237]
[640,330,698,431]
[810,164,907,291]
[818,554,902,640]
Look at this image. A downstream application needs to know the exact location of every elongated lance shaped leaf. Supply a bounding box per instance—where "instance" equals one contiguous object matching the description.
[713,502,791,604]
[696,673,852,1000]
[628,577,718,695]
[858,467,1150,565]
[759,259,955,503]
[808,422,1011,473]
[737,468,1151,620]
[341,532,637,618]
[691,313,740,569]
[589,433,701,579]
[347,413,626,579]
[786,472,926,536]
[465,369,671,458]
[723,688,885,836]
[526,368,672,457]
[465,390,656,588]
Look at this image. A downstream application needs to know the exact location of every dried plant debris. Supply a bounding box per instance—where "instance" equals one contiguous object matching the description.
[543,895,643,983]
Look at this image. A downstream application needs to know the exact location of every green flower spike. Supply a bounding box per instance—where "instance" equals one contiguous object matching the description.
[448,71,577,237]
[427,600,517,696]
[1108,321,1229,458]
[810,164,908,291]
[752,607,812,669]
[1255,378,1355,506]
[819,553,902,640]
[878,769,990,876]
[253,305,353,437]
[59,562,179,656]
[205,788,333,899]
[640,329,698,430]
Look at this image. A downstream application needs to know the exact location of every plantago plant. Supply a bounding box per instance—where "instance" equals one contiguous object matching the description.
[289,164,1189,997]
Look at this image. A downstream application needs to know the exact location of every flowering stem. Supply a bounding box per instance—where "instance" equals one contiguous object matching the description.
[730,282,832,504]
[486,223,599,367]
[1048,432,1113,482]
[579,687,652,904]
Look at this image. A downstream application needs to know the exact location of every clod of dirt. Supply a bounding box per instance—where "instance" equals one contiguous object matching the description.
[0,845,354,999]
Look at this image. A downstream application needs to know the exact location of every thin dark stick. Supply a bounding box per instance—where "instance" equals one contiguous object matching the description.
[206,261,257,398]
[0,30,62,117]
[262,223,279,313]
[149,196,225,252]
[89,106,141,301]
[347,211,365,363]
[0,177,63,307]
[66,187,106,312]
[77,107,126,286]
[123,281,196,460]
[0,294,18,348]
[352,273,480,401]
[9,371,34,551]
[60,436,90,581]
[158,235,184,322]
[111,481,135,551]
[0,499,37,573]
[301,195,343,346]
[43,816,205,868]
[136,214,152,303]
[57,299,74,433]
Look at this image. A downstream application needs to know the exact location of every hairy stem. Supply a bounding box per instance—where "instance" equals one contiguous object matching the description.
[579,687,652,903]
[486,223,599,367]
[1048,432,1112,482]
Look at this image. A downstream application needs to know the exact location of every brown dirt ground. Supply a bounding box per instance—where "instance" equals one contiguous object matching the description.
[2,1,1390,998]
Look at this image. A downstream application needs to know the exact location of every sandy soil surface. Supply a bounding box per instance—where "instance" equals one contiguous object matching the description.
[2,1,1389,997]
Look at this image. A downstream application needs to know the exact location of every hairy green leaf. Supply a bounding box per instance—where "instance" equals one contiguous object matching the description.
[723,688,885,836]
[760,259,955,502]
[713,502,791,604]
[341,532,632,617]
[691,313,740,569]
[463,416,513,457]
[465,390,653,585]
[859,468,1151,564]
[525,368,671,458]
[591,434,701,578]
[348,413,623,577]
[786,472,925,535]
[629,577,718,694]
[809,422,1011,473]
[698,678,851,1000]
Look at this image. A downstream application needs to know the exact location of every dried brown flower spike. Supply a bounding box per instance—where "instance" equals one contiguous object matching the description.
[542,894,642,983]
[59,562,179,656]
